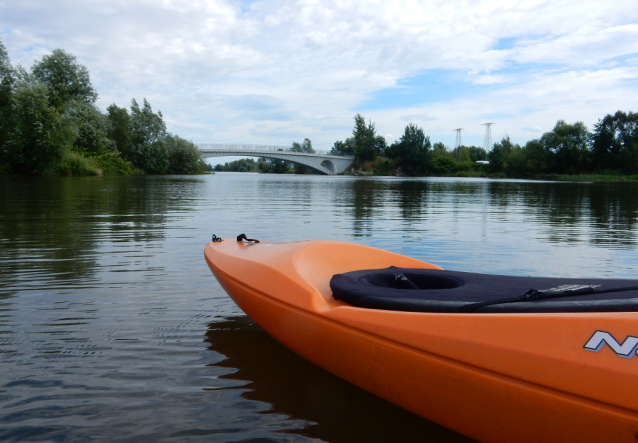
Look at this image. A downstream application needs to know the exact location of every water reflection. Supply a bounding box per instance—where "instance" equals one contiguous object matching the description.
[205,316,474,443]
[339,178,638,249]
[1,173,638,442]
[0,176,206,291]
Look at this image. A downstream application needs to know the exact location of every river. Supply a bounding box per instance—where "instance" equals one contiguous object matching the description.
[1,173,637,442]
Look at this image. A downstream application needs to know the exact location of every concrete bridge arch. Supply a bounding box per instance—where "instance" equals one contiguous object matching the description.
[197,144,354,175]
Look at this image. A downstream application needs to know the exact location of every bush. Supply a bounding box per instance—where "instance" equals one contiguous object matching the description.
[429,157,457,175]
[455,161,476,172]
[374,158,395,175]
[94,151,134,175]
[55,152,99,176]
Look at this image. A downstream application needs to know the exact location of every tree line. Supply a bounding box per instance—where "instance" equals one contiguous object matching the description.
[0,40,206,176]
[327,112,638,177]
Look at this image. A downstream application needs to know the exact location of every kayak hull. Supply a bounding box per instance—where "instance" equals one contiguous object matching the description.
[205,239,638,443]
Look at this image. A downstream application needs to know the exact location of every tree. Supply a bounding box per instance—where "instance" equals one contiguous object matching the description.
[3,78,77,175]
[538,120,589,174]
[486,137,527,176]
[487,137,510,173]
[0,39,15,168]
[128,98,169,173]
[329,139,354,156]
[431,142,452,158]
[352,114,384,162]
[31,49,97,110]
[523,139,547,174]
[0,39,11,84]
[216,158,258,172]
[290,138,315,153]
[591,111,638,174]
[466,146,487,162]
[68,101,113,155]
[166,135,204,174]
[106,104,131,156]
[386,123,431,176]
[452,145,476,162]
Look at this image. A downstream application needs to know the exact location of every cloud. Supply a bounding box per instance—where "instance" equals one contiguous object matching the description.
[468,74,508,85]
[1,0,637,149]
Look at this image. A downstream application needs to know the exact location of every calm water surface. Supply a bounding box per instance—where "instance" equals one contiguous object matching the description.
[1,173,638,442]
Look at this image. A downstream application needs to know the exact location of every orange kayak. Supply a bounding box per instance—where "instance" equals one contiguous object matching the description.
[204,237,638,443]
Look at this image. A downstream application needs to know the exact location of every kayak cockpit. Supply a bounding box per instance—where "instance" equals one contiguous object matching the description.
[330,267,638,313]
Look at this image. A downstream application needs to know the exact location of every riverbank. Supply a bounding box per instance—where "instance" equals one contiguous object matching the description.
[343,158,638,182]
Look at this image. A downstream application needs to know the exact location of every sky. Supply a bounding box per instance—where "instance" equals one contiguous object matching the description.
[1,0,638,152]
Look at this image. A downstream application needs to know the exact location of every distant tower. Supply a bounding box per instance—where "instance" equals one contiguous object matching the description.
[453,128,462,150]
[453,128,462,160]
[482,123,495,150]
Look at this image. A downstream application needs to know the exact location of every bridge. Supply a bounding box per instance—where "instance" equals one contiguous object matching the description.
[196,143,354,175]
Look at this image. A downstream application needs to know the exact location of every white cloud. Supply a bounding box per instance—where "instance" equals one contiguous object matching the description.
[469,74,508,85]
[1,0,637,149]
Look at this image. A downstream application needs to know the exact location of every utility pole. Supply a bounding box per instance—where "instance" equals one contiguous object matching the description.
[453,128,462,161]
[482,123,495,151]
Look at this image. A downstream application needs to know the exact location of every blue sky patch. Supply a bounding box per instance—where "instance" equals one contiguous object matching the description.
[493,37,517,50]
[359,70,478,110]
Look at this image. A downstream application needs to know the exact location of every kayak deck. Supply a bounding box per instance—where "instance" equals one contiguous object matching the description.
[330,266,638,313]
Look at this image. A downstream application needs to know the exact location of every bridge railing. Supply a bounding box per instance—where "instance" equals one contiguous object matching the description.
[195,143,354,158]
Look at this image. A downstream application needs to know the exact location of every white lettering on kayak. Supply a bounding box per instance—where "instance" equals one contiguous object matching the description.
[584,331,638,358]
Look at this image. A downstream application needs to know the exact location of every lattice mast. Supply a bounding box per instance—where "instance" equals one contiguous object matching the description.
[453,128,462,160]
[482,123,495,150]
[454,128,463,149]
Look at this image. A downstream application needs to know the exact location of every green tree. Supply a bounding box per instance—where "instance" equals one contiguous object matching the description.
[591,111,638,174]
[386,123,430,176]
[466,146,487,162]
[451,145,471,162]
[329,139,354,156]
[290,138,315,153]
[487,138,509,173]
[166,135,204,174]
[31,49,97,110]
[128,98,169,173]
[215,158,257,172]
[68,101,113,155]
[523,139,548,174]
[538,120,590,174]
[0,39,11,91]
[431,142,452,158]
[352,114,384,161]
[106,104,131,156]
[0,39,15,169]
[3,78,77,175]
[487,137,527,176]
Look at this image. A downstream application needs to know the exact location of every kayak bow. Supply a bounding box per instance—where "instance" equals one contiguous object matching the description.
[205,238,638,443]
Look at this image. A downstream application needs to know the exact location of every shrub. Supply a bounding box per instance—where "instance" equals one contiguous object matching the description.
[374,158,395,175]
[55,152,99,176]
[94,151,134,175]
[429,157,457,175]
